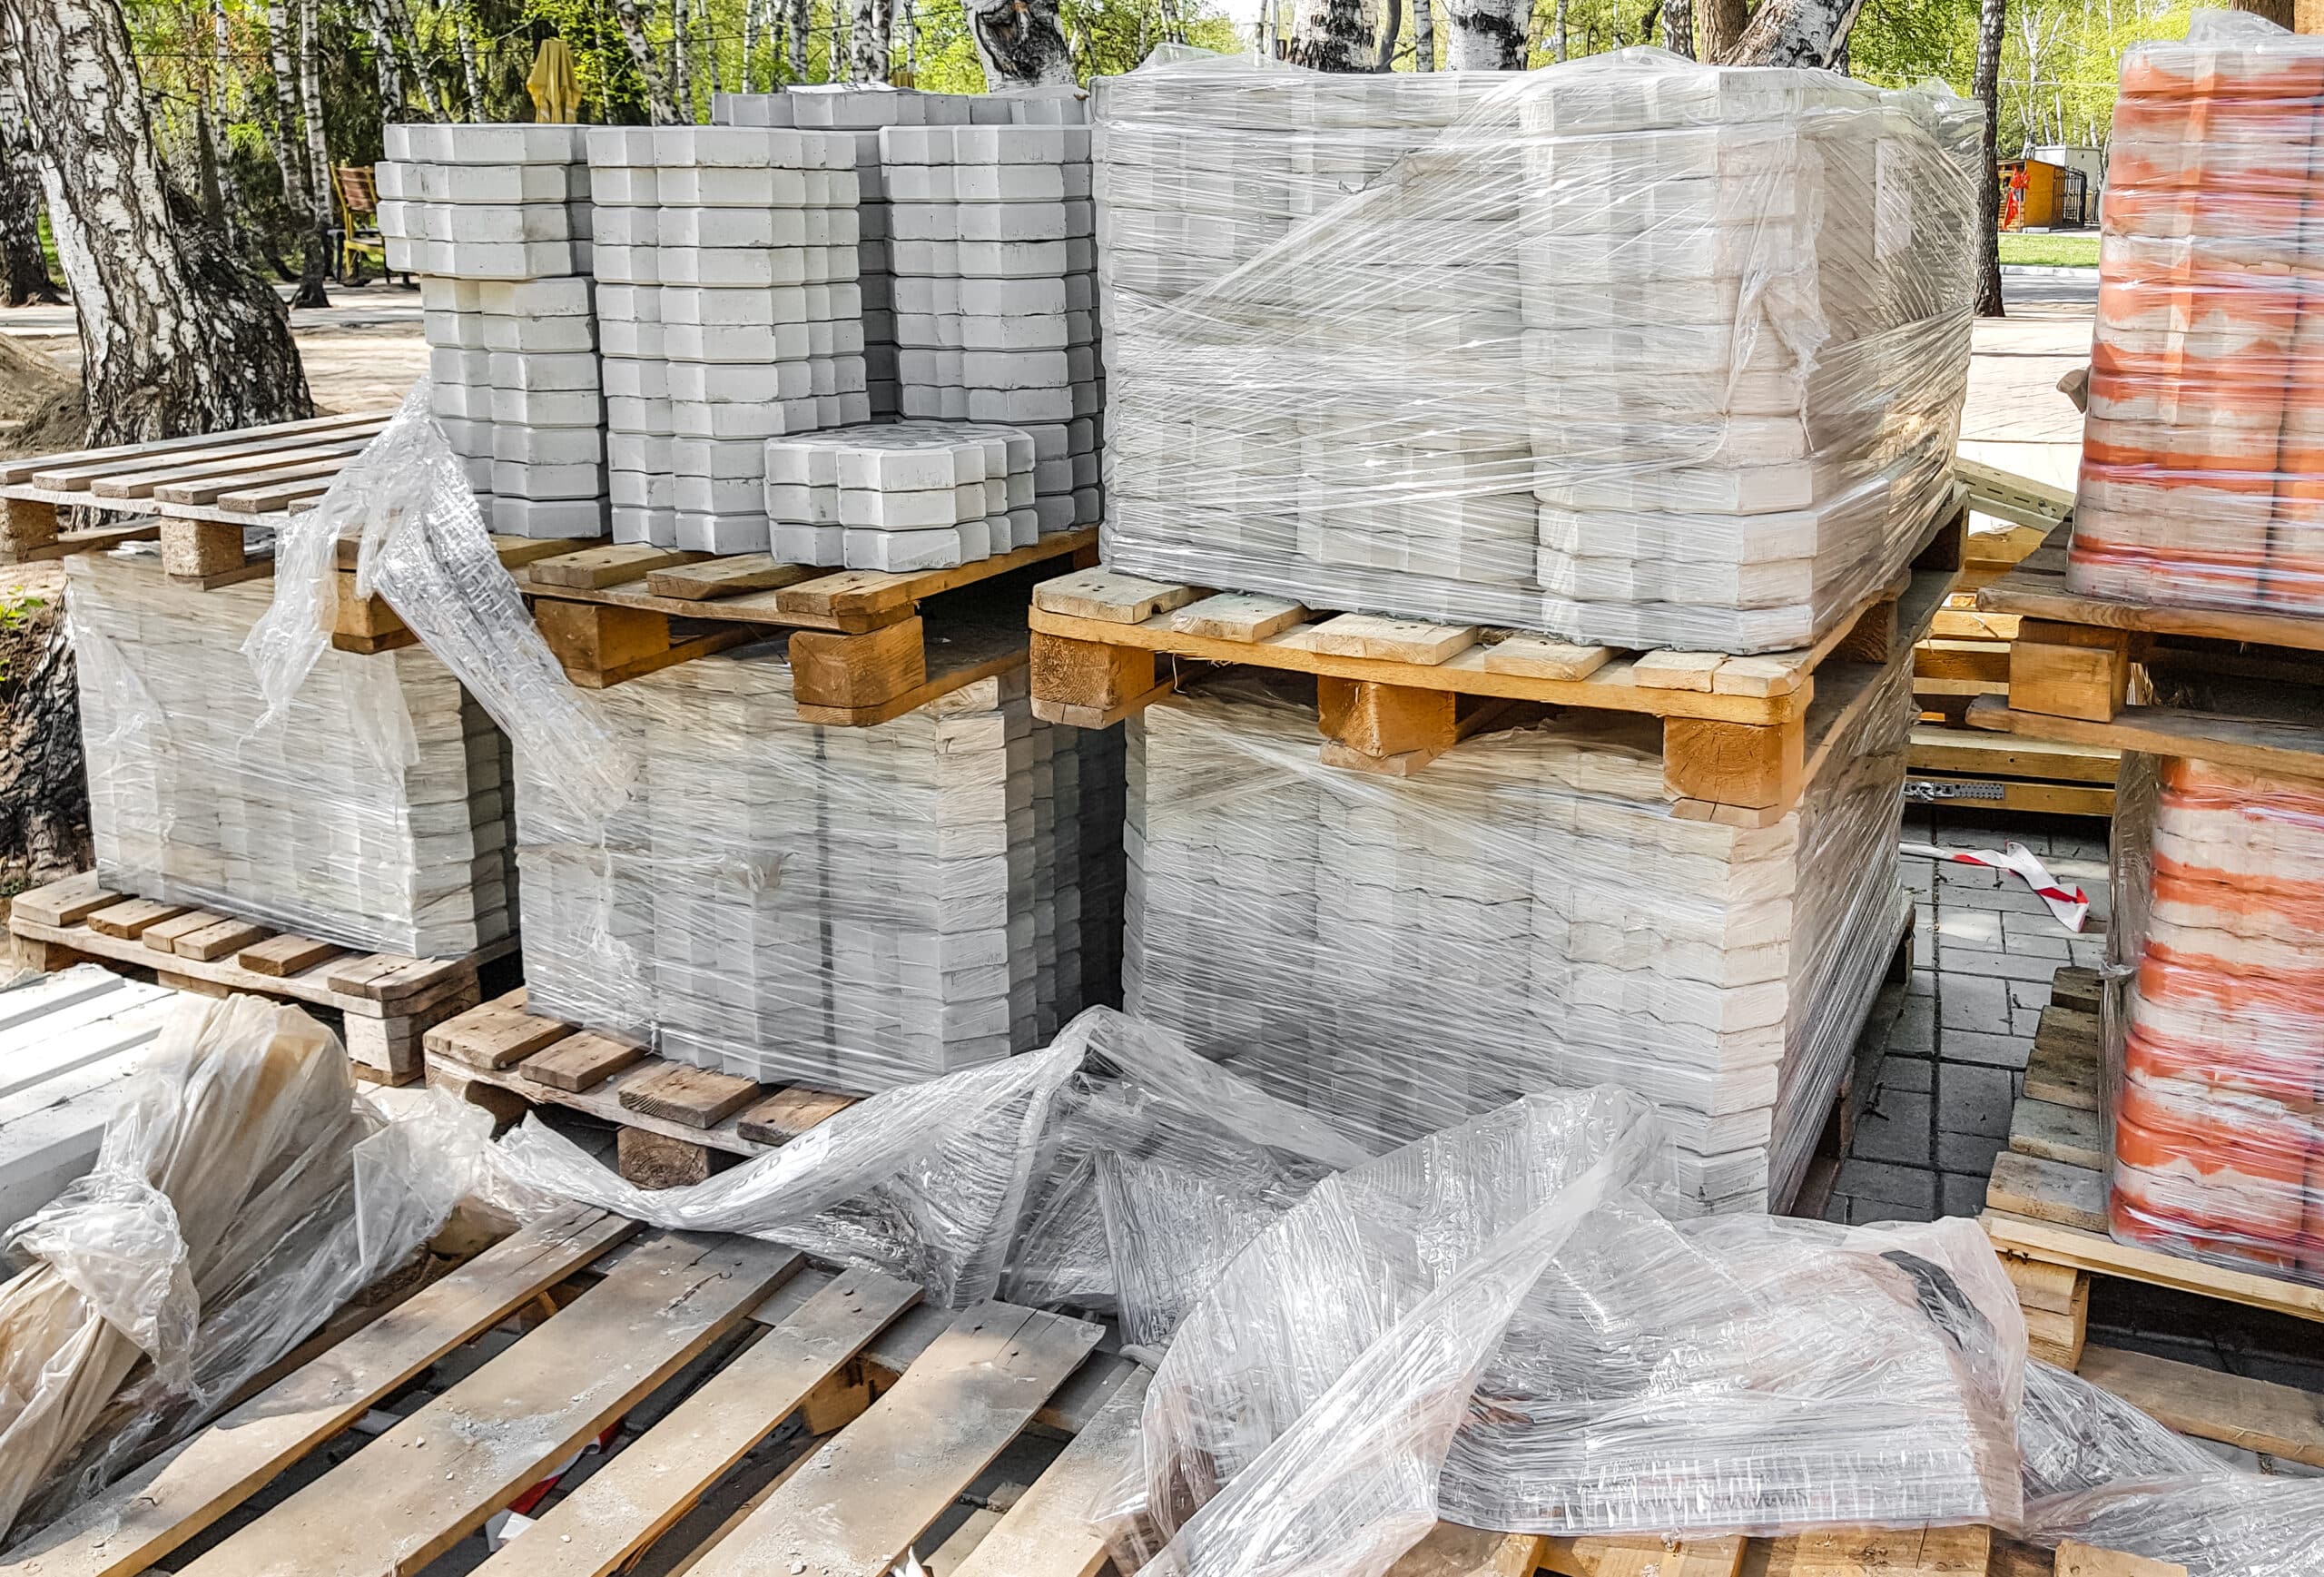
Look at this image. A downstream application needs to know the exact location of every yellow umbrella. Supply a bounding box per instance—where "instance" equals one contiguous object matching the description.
[527,37,583,123]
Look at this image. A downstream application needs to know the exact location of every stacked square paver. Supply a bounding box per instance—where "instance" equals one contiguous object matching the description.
[1122,660,1913,1215]
[69,553,517,958]
[514,644,1123,1092]
[379,123,608,539]
[586,124,872,550]
[1090,56,1976,653]
[763,420,1036,570]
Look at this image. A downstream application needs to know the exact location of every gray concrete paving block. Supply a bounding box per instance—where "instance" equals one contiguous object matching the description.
[1887,1000,1936,1055]
[1939,946,2067,984]
[1939,1061,2015,1138]
[1938,1027,2033,1069]
[1938,1129,2008,1174]
[1939,971,2011,1032]
[1939,1170,1989,1217]
[1880,1056,1934,1094]
[1935,909,2004,949]
[1852,1192,1938,1226]
[1854,1091,1935,1167]
[1837,1158,1939,1212]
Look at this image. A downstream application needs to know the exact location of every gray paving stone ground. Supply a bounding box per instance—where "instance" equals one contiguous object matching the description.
[1819,805,2111,1227]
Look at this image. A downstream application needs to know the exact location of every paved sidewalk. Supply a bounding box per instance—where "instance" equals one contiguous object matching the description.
[1823,806,2111,1226]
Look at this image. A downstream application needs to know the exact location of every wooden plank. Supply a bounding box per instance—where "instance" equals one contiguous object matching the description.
[475,1270,922,1577]
[327,951,470,1003]
[1985,1211,2324,1325]
[735,1085,858,1144]
[619,1128,718,1188]
[425,1055,775,1160]
[2053,1542,2186,1577]
[1965,693,2324,783]
[518,1030,645,1092]
[0,1207,636,1577]
[1482,634,1614,682]
[176,1234,803,1577]
[94,437,372,500]
[647,554,819,599]
[236,934,345,978]
[1956,456,2075,525]
[2078,1345,2324,1469]
[4,411,389,488]
[1170,591,1308,642]
[2010,1097,2105,1169]
[948,1368,1147,1577]
[83,897,189,940]
[173,917,272,961]
[1031,567,1202,624]
[1632,650,1727,692]
[1305,612,1479,665]
[1908,775,2114,818]
[1395,1528,1550,1577]
[2053,966,2103,1014]
[1758,1525,1991,1574]
[425,991,576,1070]
[2028,1003,2101,1110]
[684,1303,1105,1577]
[1980,526,2324,654]
[141,909,225,951]
[1984,1150,2109,1232]
[793,623,1028,726]
[209,474,341,513]
[620,1062,763,1129]
[774,528,1095,629]
[1588,1538,1747,1577]
[7,873,120,929]
[151,454,353,507]
[529,543,709,589]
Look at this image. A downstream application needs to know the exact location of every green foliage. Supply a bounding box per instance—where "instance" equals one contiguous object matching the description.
[0,589,44,685]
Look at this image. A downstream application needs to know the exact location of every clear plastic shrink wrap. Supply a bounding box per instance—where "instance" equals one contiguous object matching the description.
[2101,752,2324,1285]
[2069,13,2324,617]
[515,642,1126,1093]
[1091,48,1977,652]
[0,997,475,1543]
[1123,666,1912,1215]
[70,550,517,959]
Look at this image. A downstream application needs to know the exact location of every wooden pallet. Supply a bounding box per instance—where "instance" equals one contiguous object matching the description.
[1426,1528,2165,1577]
[1970,523,2324,777]
[1906,726,2118,818]
[0,1205,1148,1577]
[1029,503,1961,820]
[6,872,509,1085]
[511,528,1097,719]
[1983,965,2324,1474]
[421,990,861,1187]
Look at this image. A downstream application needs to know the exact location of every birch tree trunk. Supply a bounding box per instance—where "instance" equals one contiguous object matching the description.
[1,0,312,442]
[826,0,845,82]
[388,0,446,121]
[1663,0,1694,54]
[1287,0,1375,69]
[609,0,681,123]
[850,0,890,81]
[1718,0,1861,64]
[294,0,332,302]
[456,0,486,118]
[1413,0,1434,68]
[788,0,807,83]
[1443,0,1528,68]
[1374,0,1402,66]
[742,0,759,90]
[670,0,694,119]
[0,50,57,306]
[263,0,309,218]
[1696,0,1746,57]
[901,0,916,83]
[1552,0,1565,57]
[1973,0,2005,318]
[368,0,409,119]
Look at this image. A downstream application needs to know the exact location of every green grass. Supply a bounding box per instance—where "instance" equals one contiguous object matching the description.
[1999,232,2101,269]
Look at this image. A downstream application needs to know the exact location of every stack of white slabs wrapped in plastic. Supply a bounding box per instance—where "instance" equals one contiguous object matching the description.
[380,123,607,540]
[1122,665,1913,1215]
[515,646,1125,1093]
[1091,54,1978,654]
[586,124,872,551]
[764,419,1037,570]
[883,103,1105,540]
[67,552,517,959]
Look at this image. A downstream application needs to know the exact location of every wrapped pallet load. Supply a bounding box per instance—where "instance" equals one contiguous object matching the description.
[2070,14,2324,615]
[68,552,517,959]
[516,644,1125,1092]
[1091,49,1978,651]
[2104,754,2324,1283]
[1124,662,1914,1215]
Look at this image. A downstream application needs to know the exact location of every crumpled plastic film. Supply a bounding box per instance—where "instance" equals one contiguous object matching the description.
[0,996,476,1542]
[2068,11,2324,617]
[1091,48,1977,652]
[1439,1207,2025,1534]
[2018,1359,2324,1576]
[1106,1089,1663,1563]
[2102,751,2324,1286]
[68,550,517,957]
[1123,666,1911,1216]
[513,647,1127,1091]
[245,379,635,831]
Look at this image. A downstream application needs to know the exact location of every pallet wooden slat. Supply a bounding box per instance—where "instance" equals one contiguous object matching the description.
[83,897,188,940]
[176,1234,803,1577]
[2,411,389,489]
[620,1062,763,1129]
[8,875,120,929]
[1979,524,2324,654]
[2077,1344,2324,1470]
[948,1366,1147,1577]
[0,1206,635,1577]
[518,1030,646,1091]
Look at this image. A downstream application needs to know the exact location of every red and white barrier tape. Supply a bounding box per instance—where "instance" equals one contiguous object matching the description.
[1900,840,2090,933]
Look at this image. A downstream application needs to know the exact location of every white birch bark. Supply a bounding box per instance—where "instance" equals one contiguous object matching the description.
[456,0,486,117]
[1444,0,1528,69]
[609,0,681,123]
[966,0,1073,84]
[1286,0,1374,70]
[1718,0,1863,64]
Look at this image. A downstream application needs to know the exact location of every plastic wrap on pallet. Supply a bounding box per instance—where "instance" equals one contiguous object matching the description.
[0,997,476,1542]
[1122,659,1912,1216]
[249,380,636,832]
[2067,12,2324,617]
[1089,48,1976,653]
[513,642,1126,1093]
[2018,1359,2324,1575]
[69,549,517,959]
[2100,751,2324,1286]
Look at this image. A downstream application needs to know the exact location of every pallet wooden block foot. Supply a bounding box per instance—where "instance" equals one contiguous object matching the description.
[789,615,928,709]
[1029,629,1167,726]
[1317,676,1457,771]
[1662,715,1806,809]
[619,1126,722,1188]
[2008,619,2132,723]
[158,517,251,582]
[1,495,56,560]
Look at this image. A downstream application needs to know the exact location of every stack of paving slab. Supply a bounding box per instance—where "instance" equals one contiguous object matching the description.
[68,552,517,959]
[1089,54,1977,653]
[1122,661,1914,1215]
[514,644,1124,1092]
[585,124,872,550]
[763,420,1038,571]
[883,103,1105,540]
[379,123,608,540]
